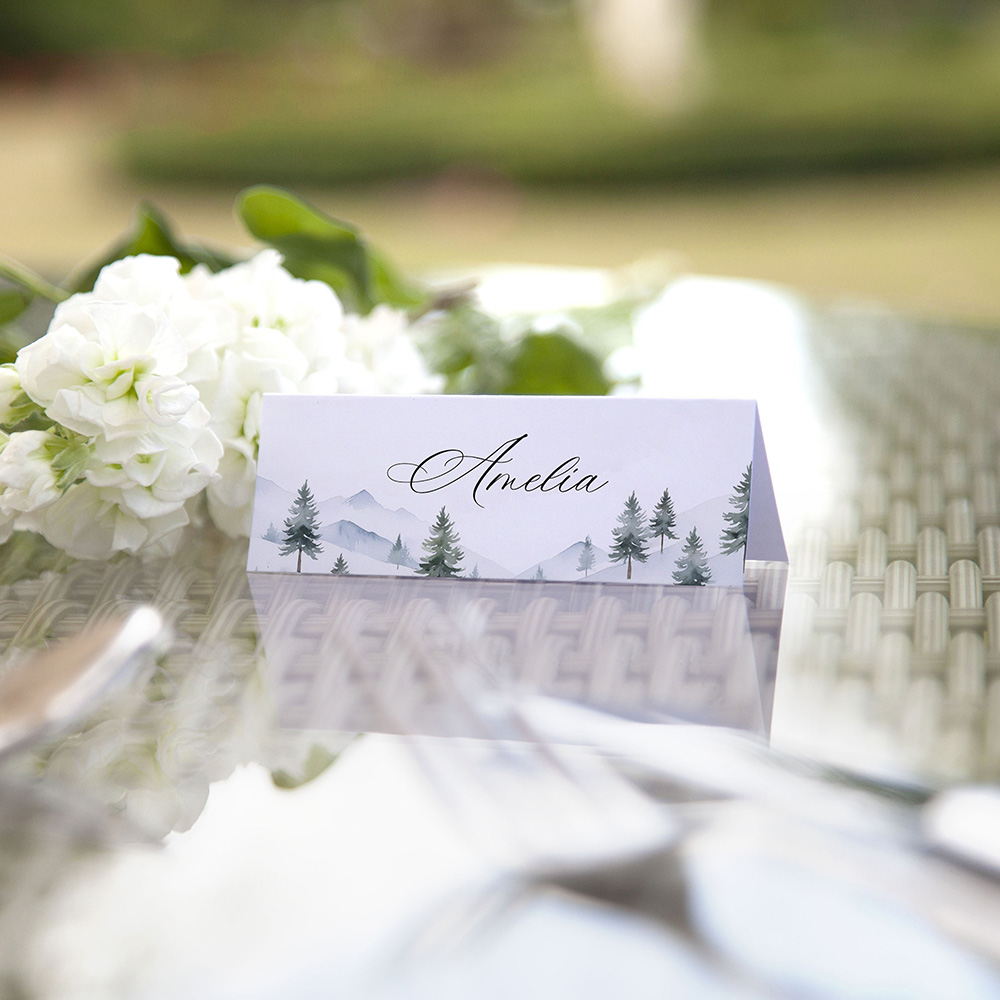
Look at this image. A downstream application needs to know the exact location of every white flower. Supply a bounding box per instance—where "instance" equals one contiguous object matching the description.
[188,257,440,535]
[0,429,62,516]
[0,363,41,428]
[0,365,25,425]
[6,248,442,552]
[199,343,313,537]
[205,445,260,538]
[58,254,237,386]
[86,422,222,521]
[16,301,199,440]
[9,277,229,559]
[24,480,192,560]
[337,305,442,395]
[204,249,345,372]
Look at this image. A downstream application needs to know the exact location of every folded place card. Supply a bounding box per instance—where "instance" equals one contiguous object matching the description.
[248,395,785,585]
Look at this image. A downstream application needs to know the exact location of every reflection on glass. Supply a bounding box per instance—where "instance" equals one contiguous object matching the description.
[249,561,787,739]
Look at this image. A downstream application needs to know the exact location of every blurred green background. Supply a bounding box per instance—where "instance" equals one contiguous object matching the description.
[3,0,1000,320]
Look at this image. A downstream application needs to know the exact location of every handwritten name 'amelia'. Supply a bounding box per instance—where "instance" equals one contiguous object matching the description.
[387,434,608,508]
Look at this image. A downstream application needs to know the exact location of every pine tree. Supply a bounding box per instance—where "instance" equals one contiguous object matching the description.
[673,527,712,585]
[330,554,350,575]
[470,564,480,579]
[387,533,410,572]
[533,565,545,580]
[279,480,324,573]
[609,491,649,580]
[649,487,678,553]
[416,506,464,577]
[720,463,752,556]
[262,522,280,543]
[576,535,596,577]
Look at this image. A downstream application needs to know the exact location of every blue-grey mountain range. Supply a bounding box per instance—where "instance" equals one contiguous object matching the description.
[255,480,513,577]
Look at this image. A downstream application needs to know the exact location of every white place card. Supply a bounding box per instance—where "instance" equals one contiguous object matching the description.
[248,395,785,585]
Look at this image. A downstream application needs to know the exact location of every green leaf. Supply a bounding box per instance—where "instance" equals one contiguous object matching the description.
[45,438,91,490]
[0,531,70,586]
[237,185,372,312]
[69,202,237,293]
[0,253,68,303]
[497,332,611,396]
[369,249,428,310]
[0,290,32,325]
[236,186,426,314]
[421,306,612,396]
[419,305,510,393]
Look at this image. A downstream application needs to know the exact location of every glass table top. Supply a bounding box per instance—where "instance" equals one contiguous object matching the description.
[2,282,1000,998]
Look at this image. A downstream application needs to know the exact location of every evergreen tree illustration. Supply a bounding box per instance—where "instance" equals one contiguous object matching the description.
[649,487,678,553]
[262,522,280,543]
[279,480,324,573]
[720,463,752,556]
[672,527,713,585]
[533,565,545,580]
[387,533,409,572]
[609,491,649,580]
[470,564,480,579]
[330,554,350,575]
[416,506,464,577]
[576,535,596,577]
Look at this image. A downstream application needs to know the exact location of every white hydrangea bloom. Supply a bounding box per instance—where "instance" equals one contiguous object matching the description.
[18,415,224,559]
[203,249,347,377]
[184,250,440,536]
[60,254,238,386]
[205,446,260,538]
[86,420,222,521]
[0,365,24,425]
[15,301,199,439]
[0,429,62,516]
[198,347,302,537]
[11,287,226,559]
[337,305,443,395]
[4,249,441,553]
[23,480,192,560]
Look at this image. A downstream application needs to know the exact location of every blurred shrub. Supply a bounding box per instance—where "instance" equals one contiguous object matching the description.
[0,0,287,58]
[709,0,994,35]
[120,18,1000,187]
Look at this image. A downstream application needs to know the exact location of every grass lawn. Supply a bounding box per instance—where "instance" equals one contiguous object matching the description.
[119,20,1000,187]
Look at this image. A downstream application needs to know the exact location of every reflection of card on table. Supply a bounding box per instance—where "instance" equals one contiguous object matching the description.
[249,395,785,584]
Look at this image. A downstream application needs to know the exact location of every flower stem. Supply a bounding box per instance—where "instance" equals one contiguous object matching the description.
[0,253,69,303]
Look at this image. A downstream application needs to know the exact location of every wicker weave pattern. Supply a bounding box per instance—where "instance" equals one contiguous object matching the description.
[777,317,1000,779]
[0,544,785,741]
[249,567,786,736]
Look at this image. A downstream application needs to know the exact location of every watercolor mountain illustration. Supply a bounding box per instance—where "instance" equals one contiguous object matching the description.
[587,495,743,587]
[250,479,512,577]
[516,539,612,580]
[250,478,746,587]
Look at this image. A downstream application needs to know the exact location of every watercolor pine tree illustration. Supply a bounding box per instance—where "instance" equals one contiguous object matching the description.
[576,535,596,577]
[330,554,350,575]
[470,564,480,579]
[279,480,324,573]
[673,527,712,585]
[262,522,280,543]
[720,463,752,556]
[533,565,545,580]
[417,506,464,577]
[387,533,410,572]
[649,487,678,553]
[609,491,649,580]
